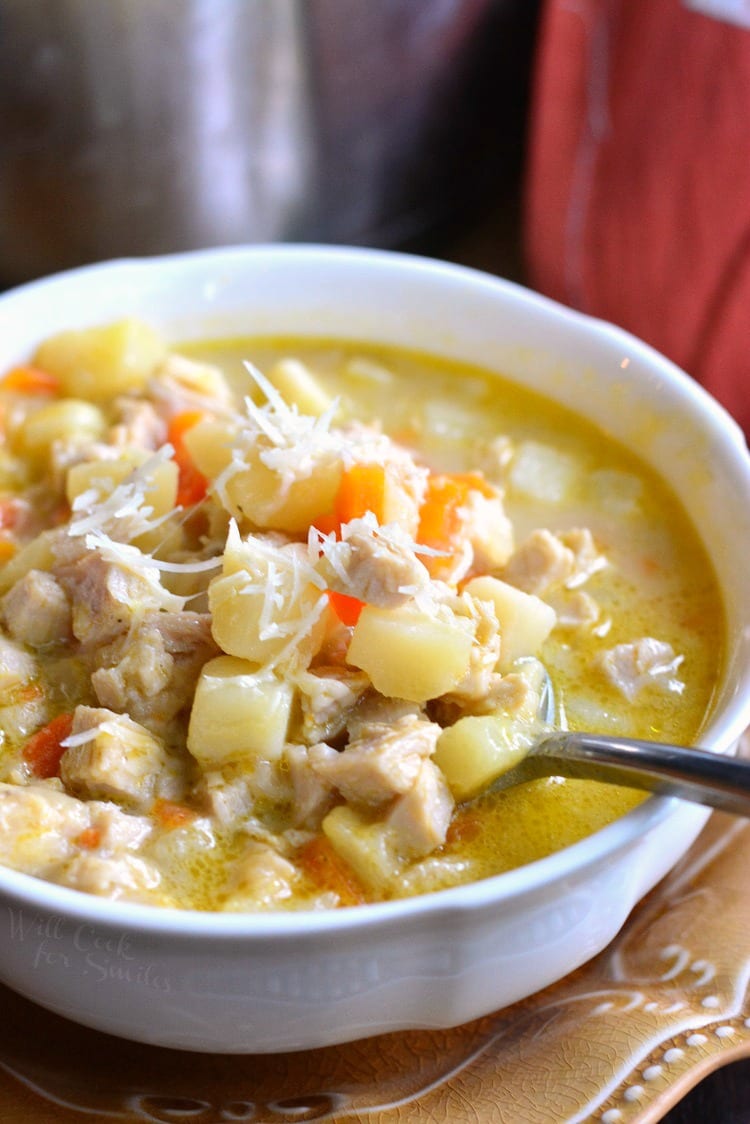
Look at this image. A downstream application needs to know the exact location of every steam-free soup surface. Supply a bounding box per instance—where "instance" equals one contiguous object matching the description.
[0,324,724,909]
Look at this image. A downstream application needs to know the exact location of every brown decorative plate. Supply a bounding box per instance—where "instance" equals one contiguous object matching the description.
[1,738,749,1124]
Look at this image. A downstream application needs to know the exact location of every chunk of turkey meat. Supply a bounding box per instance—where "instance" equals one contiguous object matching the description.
[547,589,601,630]
[309,715,440,807]
[149,353,234,414]
[2,569,72,647]
[470,670,542,719]
[285,743,337,830]
[60,705,181,812]
[56,552,171,647]
[444,596,501,703]
[54,852,166,904]
[501,529,572,594]
[0,634,37,696]
[221,841,298,911]
[597,638,685,702]
[87,801,154,853]
[460,489,514,572]
[195,769,257,828]
[501,528,605,596]
[0,781,90,874]
[317,518,430,608]
[108,397,167,451]
[293,666,369,744]
[91,611,219,733]
[386,759,454,858]
[345,696,424,741]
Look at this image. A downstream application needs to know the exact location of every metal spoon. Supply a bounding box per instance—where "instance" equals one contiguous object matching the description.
[487,669,750,817]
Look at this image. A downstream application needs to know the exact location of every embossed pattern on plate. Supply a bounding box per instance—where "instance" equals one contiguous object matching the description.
[0,733,748,1124]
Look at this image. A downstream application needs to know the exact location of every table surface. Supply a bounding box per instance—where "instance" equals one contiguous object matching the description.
[662,1061,750,1123]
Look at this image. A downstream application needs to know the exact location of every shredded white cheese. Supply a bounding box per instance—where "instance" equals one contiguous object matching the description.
[214,522,329,671]
[60,719,124,749]
[69,446,176,541]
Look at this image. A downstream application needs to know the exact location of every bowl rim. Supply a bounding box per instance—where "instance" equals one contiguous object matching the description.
[0,242,748,938]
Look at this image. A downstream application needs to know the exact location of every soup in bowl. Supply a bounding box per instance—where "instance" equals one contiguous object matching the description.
[0,245,747,1052]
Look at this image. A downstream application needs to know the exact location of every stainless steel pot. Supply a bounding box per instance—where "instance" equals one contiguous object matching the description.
[0,0,536,284]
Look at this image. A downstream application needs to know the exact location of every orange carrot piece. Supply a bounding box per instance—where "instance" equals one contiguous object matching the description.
[417,475,465,549]
[313,462,388,539]
[22,712,74,779]
[297,836,367,907]
[153,798,196,831]
[76,827,102,850]
[176,463,208,507]
[1,366,60,396]
[167,410,209,506]
[334,463,386,524]
[313,511,340,537]
[417,471,499,578]
[16,683,43,704]
[168,409,205,445]
[0,499,20,530]
[327,589,365,627]
[418,472,496,548]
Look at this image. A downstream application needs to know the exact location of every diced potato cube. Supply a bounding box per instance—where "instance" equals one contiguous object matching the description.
[346,605,473,702]
[34,319,166,402]
[186,416,343,533]
[434,714,536,801]
[155,354,233,403]
[0,450,27,491]
[322,804,401,892]
[209,569,325,666]
[509,441,581,502]
[0,635,36,695]
[344,357,395,385]
[223,447,343,533]
[267,358,333,417]
[66,453,179,519]
[187,656,293,769]
[132,453,179,522]
[421,399,490,443]
[464,575,556,671]
[18,399,106,463]
[379,463,422,533]
[220,520,253,577]
[586,469,642,516]
[182,418,235,481]
[0,530,57,595]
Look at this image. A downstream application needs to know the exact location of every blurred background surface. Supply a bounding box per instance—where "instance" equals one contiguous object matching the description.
[0,0,538,286]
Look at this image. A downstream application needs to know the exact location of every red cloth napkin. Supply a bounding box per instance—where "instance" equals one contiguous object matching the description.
[525,0,750,435]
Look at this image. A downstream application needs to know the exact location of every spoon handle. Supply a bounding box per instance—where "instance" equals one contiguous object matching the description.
[526,732,750,818]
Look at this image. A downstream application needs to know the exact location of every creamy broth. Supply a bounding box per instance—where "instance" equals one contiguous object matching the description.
[185,338,724,892]
[0,325,724,910]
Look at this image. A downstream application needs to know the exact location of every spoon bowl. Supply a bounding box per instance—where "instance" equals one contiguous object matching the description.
[483,665,750,818]
[489,729,750,818]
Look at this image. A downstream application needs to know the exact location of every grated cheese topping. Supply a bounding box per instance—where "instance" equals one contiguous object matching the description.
[69,446,175,542]
[213,520,328,671]
[67,446,223,602]
[60,719,127,749]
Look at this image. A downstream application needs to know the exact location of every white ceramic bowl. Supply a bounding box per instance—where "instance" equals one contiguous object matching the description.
[0,246,748,1054]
